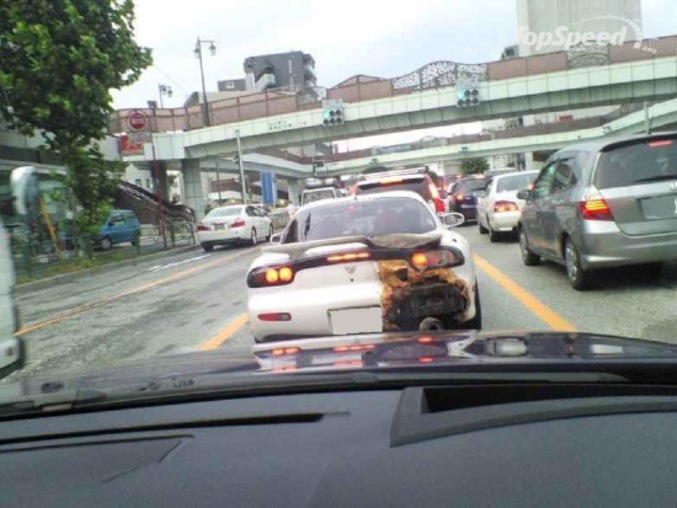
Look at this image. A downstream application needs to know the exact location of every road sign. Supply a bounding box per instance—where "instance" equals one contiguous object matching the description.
[127,110,147,131]
[128,131,152,144]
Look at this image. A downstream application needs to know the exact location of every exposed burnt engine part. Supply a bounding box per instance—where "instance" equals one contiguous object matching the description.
[379,259,470,332]
[419,317,445,331]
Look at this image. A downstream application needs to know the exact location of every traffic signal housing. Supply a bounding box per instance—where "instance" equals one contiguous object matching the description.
[456,87,480,107]
[322,107,345,126]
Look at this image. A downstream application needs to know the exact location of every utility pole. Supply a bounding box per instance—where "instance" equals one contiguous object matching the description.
[215,157,222,205]
[235,129,247,204]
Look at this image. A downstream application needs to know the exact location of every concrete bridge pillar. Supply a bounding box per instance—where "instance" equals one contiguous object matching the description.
[182,158,207,221]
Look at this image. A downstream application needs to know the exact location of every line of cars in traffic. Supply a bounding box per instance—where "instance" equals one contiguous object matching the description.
[200,131,677,345]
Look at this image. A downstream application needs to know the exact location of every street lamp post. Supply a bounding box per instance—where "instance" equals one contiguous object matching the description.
[158,84,173,108]
[194,37,216,127]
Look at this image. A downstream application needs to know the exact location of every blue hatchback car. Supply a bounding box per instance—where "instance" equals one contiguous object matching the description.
[98,210,141,250]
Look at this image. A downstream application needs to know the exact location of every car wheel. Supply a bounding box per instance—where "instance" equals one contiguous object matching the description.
[488,220,500,243]
[519,227,540,266]
[478,217,488,235]
[101,236,112,251]
[201,243,214,252]
[266,225,273,241]
[250,228,258,246]
[460,283,482,330]
[564,237,592,290]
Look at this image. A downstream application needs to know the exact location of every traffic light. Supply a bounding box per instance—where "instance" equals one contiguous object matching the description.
[456,87,480,107]
[322,107,344,126]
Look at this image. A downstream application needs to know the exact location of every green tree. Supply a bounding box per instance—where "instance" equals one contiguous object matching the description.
[0,1,152,253]
[460,157,490,175]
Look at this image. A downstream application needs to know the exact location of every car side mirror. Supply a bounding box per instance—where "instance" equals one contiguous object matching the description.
[270,233,282,244]
[442,212,465,228]
[516,189,531,200]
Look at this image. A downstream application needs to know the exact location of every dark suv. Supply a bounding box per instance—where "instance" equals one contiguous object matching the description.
[352,167,447,215]
[448,177,488,222]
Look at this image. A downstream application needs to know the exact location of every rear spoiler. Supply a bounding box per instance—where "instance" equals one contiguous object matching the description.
[262,233,444,261]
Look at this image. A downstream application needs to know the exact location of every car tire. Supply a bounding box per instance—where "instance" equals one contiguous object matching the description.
[519,227,540,266]
[564,237,592,291]
[488,220,500,243]
[478,218,488,235]
[460,283,482,330]
[266,225,273,241]
[250,228,258,246]
[101,236,112,251]
[201,243,214,252]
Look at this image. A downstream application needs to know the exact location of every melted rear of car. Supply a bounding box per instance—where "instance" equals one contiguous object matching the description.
[593,134,677,236]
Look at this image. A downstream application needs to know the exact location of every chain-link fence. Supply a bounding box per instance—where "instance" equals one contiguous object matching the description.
[9,219,196,282]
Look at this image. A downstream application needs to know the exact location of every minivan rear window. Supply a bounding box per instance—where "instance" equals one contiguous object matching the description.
[596,138,677,189]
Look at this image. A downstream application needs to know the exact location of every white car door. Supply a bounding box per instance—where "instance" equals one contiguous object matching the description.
[476,179,493,226]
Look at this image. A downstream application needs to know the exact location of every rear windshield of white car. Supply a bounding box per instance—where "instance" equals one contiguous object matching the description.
[496,173,538,193]
[454,179,487,194]
[303,190,336,204]
[205,207,242,219]
[283,197,437,243]
[595,137,677,189]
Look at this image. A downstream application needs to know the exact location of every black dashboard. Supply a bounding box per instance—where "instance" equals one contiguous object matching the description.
[1,384,676,507]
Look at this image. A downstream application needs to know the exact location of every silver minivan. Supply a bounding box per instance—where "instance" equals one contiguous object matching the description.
[517,132,677,290]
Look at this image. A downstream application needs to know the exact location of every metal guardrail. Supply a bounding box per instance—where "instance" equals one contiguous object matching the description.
[10,220,196,280]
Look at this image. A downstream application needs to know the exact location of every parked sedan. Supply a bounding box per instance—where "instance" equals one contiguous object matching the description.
[197,205,273,252]
[518,133,677,290]
[476,170,539,242]
[246,191,481,343]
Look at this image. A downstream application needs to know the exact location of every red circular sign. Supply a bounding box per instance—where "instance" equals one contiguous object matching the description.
[127,110,146,131]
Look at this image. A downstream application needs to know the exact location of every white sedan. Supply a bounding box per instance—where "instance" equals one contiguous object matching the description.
[476,170,539,242]
[246,191,481,343]
[197,205,273,252]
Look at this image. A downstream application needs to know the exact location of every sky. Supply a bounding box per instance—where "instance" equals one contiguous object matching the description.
[111,0,675,148]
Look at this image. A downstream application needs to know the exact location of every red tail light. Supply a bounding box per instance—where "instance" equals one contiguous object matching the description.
[248,266,296,288]
[197,224,211,232]
[455,192,464,201]
[230,219,246,228]
[494,200,519,213]
[580,198,613,221]
[271,346,298,355]
[433,198,446,213]
[411,252,428,271]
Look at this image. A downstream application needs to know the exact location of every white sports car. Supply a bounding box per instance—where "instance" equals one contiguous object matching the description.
[246,191,481,343]
[476,170,539,242]
[197,205,273,252]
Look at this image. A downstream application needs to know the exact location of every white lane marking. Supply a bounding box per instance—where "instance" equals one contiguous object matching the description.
[147,254,211,273]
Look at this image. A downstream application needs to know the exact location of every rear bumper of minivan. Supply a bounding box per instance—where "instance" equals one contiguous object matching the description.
[579,221,677,268]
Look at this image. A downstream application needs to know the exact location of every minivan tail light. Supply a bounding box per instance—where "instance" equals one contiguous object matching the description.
[580,198,613,220]
[433,198,446,213]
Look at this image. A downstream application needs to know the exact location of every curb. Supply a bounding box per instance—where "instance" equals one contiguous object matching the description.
[16,244,201,295]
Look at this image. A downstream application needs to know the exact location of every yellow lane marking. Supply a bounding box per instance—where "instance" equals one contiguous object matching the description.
[474,254,578,332]
[199,313,250,351]
[17,248,258,335]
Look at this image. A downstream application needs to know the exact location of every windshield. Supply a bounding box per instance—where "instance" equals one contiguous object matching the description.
[2,0,677,411]
[595,138,677,189]
[205,207,243,219]
[496,173,538,193]
[286,196,437,242]
[302,190,336,204]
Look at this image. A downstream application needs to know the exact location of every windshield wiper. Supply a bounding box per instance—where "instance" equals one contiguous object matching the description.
[632,174,677,184]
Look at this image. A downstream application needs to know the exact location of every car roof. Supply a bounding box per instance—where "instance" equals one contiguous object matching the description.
[553,131,677,155]
[491,170,540,181]
[297,190,430,213]
[357,173,428,185]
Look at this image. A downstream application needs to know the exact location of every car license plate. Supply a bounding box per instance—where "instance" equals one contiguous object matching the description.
[214,224,225,231]
[330,307,382,335]
[640,195,677,220]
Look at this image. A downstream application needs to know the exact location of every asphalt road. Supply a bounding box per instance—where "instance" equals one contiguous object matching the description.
[9,224,677,382]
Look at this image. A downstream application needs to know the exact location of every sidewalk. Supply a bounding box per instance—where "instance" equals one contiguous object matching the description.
[16,243,200,295]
